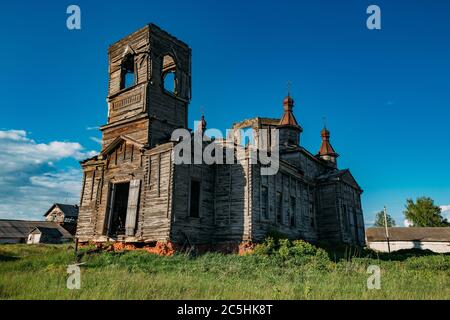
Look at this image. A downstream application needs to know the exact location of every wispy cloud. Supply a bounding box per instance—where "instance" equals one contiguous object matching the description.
[90,136,102,145]
[0,129,98,220]
[386,100,394,106]
[86,126,100,131]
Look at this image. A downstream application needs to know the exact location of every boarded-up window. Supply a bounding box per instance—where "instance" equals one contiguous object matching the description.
[309,201,315,228]
[261,186,269,219]
[342,204,349,232]
[189,180,201,218]
[276,192,282,224]
[290,197,296,227]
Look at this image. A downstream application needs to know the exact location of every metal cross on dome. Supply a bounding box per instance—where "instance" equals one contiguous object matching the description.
[287,80,292,96]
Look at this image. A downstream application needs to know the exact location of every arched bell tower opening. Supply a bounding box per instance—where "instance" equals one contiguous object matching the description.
[162,54,177,94]
[120,53,136,90]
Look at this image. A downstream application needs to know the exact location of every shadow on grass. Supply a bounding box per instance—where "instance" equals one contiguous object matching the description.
[369,248,450,262]
[319,243,450,262]
[0,254,19,262]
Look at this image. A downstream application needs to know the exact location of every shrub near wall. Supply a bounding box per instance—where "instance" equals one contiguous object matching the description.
[253,238,332,270]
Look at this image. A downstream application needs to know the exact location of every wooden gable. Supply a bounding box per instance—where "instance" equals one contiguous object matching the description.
[101,135,145,168]
[341,170,362,192]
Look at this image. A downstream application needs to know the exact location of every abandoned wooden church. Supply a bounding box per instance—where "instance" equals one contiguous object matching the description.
[76,24,365,251]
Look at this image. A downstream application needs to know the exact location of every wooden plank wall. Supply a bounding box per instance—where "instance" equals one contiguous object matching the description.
[251,162,318,243]
[137,146,173,242]
[170,163,216,244]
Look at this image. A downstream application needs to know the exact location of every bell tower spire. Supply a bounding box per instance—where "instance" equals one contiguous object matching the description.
[277,89,303,148]
[317,125,339,167]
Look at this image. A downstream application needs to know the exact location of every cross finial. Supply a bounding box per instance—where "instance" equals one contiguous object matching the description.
[200,106,205,117]
[322,115,327,129]
[287,81,292,97]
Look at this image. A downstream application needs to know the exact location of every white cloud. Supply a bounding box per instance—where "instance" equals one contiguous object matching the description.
[0,129,96,174]
[404,219,412,227]
[0,130,29,141]
[440,205,450,220]
[0,129,98,220]
[0,169,83,221]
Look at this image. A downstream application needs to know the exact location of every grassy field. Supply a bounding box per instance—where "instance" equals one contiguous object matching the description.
[0,241,449,300]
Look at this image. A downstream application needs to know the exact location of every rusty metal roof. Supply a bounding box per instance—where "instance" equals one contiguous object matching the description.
[318,127,338,156]
[278,95,301,128]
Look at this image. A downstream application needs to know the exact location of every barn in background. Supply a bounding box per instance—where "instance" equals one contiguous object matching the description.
[366,227,450,253]
[0,220,73,244]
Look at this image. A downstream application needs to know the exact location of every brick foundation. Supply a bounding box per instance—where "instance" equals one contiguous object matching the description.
[78,241,255,256]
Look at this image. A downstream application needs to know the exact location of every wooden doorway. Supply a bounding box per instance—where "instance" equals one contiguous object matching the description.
[106,182,130,237]
[105,180,141,238]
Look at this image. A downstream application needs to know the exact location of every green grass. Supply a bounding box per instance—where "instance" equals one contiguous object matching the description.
[0,243,449,300]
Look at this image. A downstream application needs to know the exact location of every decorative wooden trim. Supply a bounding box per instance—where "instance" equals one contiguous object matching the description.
[156,153,161,198]
[166,151,172,219]
[90,170,96,201]
[79,172,86,207]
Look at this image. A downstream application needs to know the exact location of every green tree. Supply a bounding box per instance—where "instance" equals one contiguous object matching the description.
[373,211,396,227]
[403,197,449,227]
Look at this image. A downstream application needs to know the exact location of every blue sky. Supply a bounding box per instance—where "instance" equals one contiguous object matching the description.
[0,0,449,224]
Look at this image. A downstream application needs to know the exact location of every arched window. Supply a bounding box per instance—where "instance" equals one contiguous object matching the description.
[162,54,177,94]
[120,54,135,89]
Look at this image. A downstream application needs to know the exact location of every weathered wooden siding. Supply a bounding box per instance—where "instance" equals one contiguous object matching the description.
[101,117,149,149]
[139,144,174,242]
[108,27,150,96]
[102,24,192,149]
[336,181,365,246]
[316,182,341,243]
[146,25,191,147]
[170,163,216,244]
[251,162,318,242]
[210,149,254,243]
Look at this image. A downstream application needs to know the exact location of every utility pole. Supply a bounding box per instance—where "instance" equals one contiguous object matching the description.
[383,206,391,253]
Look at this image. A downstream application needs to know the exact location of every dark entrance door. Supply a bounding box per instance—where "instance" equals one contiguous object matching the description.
[106,182,130,237]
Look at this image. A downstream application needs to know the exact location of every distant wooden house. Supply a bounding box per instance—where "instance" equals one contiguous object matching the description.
[0,220,73,244]
[44,204,79,235]
[27,226,72,244]
[366,227,450,253]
